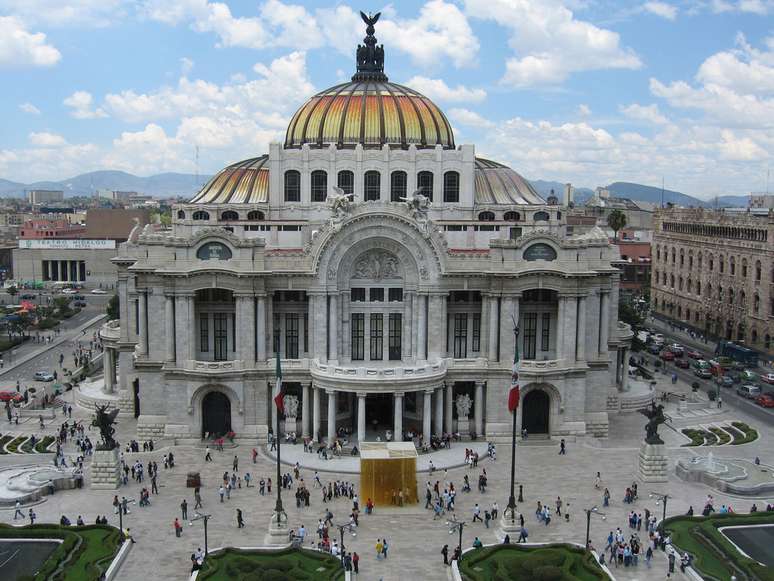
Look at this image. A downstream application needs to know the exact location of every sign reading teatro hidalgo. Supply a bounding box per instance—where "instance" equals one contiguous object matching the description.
[18,239,116,250]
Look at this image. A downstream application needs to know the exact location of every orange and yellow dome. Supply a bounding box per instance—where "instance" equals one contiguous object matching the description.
[284,81,455,150]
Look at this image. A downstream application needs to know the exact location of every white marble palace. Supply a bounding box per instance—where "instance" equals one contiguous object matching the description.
[105,19,632,444]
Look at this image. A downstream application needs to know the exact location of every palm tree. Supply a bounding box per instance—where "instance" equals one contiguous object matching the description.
[607,209,628,240]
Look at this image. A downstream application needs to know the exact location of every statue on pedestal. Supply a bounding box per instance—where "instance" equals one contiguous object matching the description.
[91,404,119,450]
[639,401,667,445]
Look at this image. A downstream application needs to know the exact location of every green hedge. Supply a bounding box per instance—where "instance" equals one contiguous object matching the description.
[662,512,774,581]
[197,548,345,581]
[459,544,609,581]
[681,429,705,447]
[708,427,731,445]
[6,435,27,453]
[0,434,12,454]
[731,422,758,444]
[0,524,122,581]
[34,435,55,453]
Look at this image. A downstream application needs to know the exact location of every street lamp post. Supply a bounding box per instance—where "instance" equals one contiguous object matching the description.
[336,523,354,565]
[650,492,670,525]
[583,506,606,550]
[189,513,212,559]
[447,519,466,561]
[116,498,135,541]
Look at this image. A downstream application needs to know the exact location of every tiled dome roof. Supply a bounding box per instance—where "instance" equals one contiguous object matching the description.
[284,81,455,150]
[189,156,269,204]
[474,158,545,205]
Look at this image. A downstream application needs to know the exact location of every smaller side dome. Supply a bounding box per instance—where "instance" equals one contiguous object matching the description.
[474,158,545,205]
[190,156,269,204]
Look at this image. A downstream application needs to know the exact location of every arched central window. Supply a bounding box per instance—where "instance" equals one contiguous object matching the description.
[417,171,433,201]
[177,210,186,219]
[478,211,495,221]
[247,210,264,221]
[220,210,239,221]
[311,170,327,202]
[504,211,520,222]
[337,170,354,196]
[443,171,459,203]
[284,170,300,202]
[192,210,210,221]
[364,171,381,201]
[390,171,407,202]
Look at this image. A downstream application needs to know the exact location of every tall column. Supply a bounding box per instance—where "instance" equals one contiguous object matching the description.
[394,394,403,440]
[165,295,175,362]
[357,394,366,442]
[599,291,610,358]
[565,296,578,363]
[312,385,321,442]
[103,349,115,393]
[327,390,337,443]
[417,294,427,360]
[556,297,566,360]
[434,387,443,435]
[577,295,587,361]
[310,293,326,362]
[256,294,267,362]
[328,294,338,362]
[187,295,196,360]
[474,381,484,437]
[302,383,311,439]
[500,295,515,365]
[174,295,189,365]
[137,291,147,355]
[445,382,453,434]
[242,296,256,366]
[480,294,490,357]
[488,294,499,361]
[402,291,413,359]
[423,390,432,443]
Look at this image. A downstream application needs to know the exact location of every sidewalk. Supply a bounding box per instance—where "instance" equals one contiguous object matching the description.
[0,314,107,378]
[648,317,718,356]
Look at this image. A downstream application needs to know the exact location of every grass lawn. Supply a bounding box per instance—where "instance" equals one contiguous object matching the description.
[458,544,609,581]
[197,547,345,581]
[663,512,774,581]
[0,524,122,581]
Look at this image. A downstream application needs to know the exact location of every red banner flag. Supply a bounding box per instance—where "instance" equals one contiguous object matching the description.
[508,371,520,413]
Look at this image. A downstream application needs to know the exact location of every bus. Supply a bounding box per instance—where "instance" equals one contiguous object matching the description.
[715,341,758,368]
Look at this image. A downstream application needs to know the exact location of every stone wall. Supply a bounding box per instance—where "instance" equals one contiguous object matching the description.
[91,448,121,490]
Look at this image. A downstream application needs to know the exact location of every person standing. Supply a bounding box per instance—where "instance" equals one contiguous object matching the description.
[375,538,383,560]
[181,499,188,520]
[441,544,449,565]
[352,551,359,574]
[29,508,36,524]
[668,549,676,576]
[252,448,258,463]
[174,518,182,538]
[219,485,225,503]
[233,455,239,472]
[194,488,203,510]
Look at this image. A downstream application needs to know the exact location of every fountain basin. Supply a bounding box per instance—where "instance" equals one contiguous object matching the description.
[0,465,78,506]
[676,456,774,496]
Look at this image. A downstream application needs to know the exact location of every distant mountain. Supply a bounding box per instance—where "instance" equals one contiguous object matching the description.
[529,180,595,203]
[0,170,211,198]
[604,182,708,207]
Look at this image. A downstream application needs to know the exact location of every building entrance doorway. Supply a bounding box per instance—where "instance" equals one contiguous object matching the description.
[132,379,140,418]
[366,393,393,439]
[522,389,550,435]
[202,391,231,438]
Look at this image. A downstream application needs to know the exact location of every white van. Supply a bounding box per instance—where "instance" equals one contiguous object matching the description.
[736,384,761,399]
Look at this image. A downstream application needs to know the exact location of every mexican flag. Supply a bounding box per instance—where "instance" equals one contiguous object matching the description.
[273,352,284,415]
[508,326,520,413]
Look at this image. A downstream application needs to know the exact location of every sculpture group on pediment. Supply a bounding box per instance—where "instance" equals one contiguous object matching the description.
[353,250,400,280]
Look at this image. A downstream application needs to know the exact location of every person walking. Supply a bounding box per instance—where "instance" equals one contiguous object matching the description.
[441,544,449,565]
[381,537,389,559]
[29,508,36,524]
[205,447,212,462]
[375,538,383,560]
[668,549,676,576]
[14,501,24,520]
[174,518,182,538]
[518,525,528,543]
[472,504,483,522]
[252,448,258,463]
[219,485,225,503]
[237,508,245,528]
[559,439,566,455]
[717,396,722,409]
[194,488,203,510]
[352,551,359,574]
[181,499,188,520]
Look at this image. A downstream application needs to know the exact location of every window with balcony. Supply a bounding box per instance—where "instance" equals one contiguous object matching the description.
[388,288,403,302]
[285,313,299,359]
[541,313,551,351]
[472,313,481,352]
[284,170,301,202]
[523,313,537,359]
[311,170,327,202]
[213,313,228,361]
[351,314,364,360]
[417,171,433,201]
[390,171,407,202]
[369,288,384,302]
[370,313,383,360]
[388,313,402,360]
[351,288,366,302]
[453,313,468,358]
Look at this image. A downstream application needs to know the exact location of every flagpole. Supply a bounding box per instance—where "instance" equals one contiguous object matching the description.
[273,353,284,518]
[507,322,520,523]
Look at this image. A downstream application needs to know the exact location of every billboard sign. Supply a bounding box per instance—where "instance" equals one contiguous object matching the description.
[18,239,116,250]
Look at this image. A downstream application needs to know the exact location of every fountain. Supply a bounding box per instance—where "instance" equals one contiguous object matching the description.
[676,455,774,495]
[707,451,715,472]
[0,465,78,506]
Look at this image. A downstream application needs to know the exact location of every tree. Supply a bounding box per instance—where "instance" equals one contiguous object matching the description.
[107,294,119,321]
[607,209,628,240]
[6,286,17,299]
[619,299,645,352]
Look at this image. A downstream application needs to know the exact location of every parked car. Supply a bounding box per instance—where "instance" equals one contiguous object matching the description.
[0,390,23,402]
[737,384,761,399]
[61,288,77,295]
[74,300,87,307]
[660,350,675,362]
[20,293,36,300]
[740,370,758,382]
[648,343,661,355]
[760,373,774,385]
[694,368,712,379]
[675,358,690,369]
[686,349,702,359]
[73,294,85,300]
[91,289,107,294]
[755,393,774,408]
[714,375,734,388]
[33,371,55,382]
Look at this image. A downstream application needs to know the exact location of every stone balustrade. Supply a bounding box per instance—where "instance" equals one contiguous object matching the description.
[310,358,447,392]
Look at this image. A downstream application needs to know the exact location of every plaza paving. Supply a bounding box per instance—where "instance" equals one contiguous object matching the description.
[1,370,772,581]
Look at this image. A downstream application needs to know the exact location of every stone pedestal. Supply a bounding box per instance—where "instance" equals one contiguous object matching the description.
[457,417,470,436]
[264,510,291,546]
[638,442,669,483]
[284,417,297,436]
[91,448,121,490]
[499,507,522,539]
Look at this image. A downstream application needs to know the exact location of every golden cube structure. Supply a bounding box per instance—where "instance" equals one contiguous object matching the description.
[359,441,418,507]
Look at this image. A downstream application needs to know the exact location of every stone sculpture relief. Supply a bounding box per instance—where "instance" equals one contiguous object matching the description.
[283,395,299,419]
[327,186,355,231]
[455,394,472,419]
[400,189,432,237]
[353,250,400,280]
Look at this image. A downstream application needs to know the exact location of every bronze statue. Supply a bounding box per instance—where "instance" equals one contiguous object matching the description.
[354,11,386,81]
[91,404,119,450]
[639,401,667,445]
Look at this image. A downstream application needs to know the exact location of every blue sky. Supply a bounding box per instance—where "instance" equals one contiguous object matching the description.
[0,0,772,198]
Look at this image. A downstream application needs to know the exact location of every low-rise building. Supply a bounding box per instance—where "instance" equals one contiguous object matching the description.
[27,190,64,205]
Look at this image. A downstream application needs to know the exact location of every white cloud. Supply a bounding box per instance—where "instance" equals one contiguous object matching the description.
[0,0,125,27]
[465,0,641,87]
[180,57,194,75]
[643,2,678,19]
[63,90,108,119]
[19,102,41,115]
[620,103,670,124]
[717,129,768,161]
[448,107,495,128]
[404,76,486,103]
[710,0,772,14]
[577,104,592,116]
[0,142,99,183]
[28,131,67,147]
[0,16,61,68]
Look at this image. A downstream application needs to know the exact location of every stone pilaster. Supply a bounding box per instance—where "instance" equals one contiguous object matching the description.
[638,442,668,483]
[91,448,121,490]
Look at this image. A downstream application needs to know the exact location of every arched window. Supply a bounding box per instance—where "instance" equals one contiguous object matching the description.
[696,281,701,295]
[284,170,301,202]
[192,210,210,221]
[755,260,762,281]
[337,170,354,196]
[677,306,682,318]
[752,329,759,344]
[390,170,407,202]
[730,256,736,275]
[686,308,691,320]
[671,248,676,264]
[177,210,186,219]
[478,211,495,221]
[742,258,748,277]
[719,255,725,273]
[247,210,265,221]
[417,171,433,201]
[718,286,724,302]
[679,249,684,267]
[533,211,550,221]
[443,171,459,203]
[754,293,760,314]
[656,246,661,261]
[729,289,734,304]
[311,170,327,202]
[687,278,692,293]
[709,255,714,271]
[220,210,239,221]
[766,334,771,350]
[688,251,693,269]
[706,283,712,298]
[678,277,683,291]
[698,253,703,270]
[504,211,520,222]
[740,291,746,307]
[364,170,380,201]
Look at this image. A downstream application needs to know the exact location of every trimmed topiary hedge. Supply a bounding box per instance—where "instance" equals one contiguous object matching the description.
[197,548,345,581]
[731,422,758,444]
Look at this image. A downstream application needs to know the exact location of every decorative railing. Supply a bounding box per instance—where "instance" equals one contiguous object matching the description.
[310,359,447,382]
[99,321,120,341]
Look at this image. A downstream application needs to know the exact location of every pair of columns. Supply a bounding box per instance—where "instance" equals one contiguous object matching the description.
[485,294,520,362]
[103,348,117,394]
[556,294,589,362]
